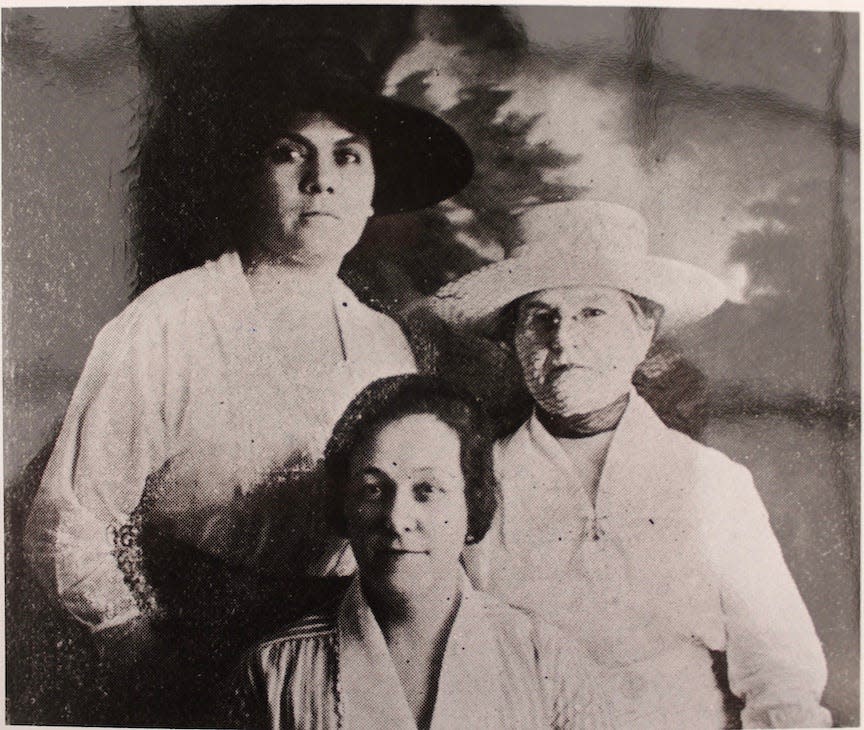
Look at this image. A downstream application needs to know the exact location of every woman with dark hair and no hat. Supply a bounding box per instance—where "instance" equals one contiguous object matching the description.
[238,374,619,729]
[24,25,473,726]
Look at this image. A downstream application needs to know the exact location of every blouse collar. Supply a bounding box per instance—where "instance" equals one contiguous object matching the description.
[204,250,369,363]
[337,574,505,729]
[209,250,362,308]
[522,388,673,517]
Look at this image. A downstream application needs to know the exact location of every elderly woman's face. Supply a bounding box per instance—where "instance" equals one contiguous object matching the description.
[256,111,375,268]
[344,413,468,602]
[514,286,654,416]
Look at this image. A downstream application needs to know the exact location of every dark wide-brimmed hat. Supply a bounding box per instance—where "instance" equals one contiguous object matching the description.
[215,32,474,216]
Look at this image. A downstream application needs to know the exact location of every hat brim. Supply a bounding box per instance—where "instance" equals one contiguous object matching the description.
[425,252,728,334]
[296,84,474,215]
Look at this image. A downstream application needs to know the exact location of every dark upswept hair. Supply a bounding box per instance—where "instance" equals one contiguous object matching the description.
[323,375,497,544]
[131,12,402,296]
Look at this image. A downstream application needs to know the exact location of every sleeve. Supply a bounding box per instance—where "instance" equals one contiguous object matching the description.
[228,650,271,730]
[24,302,176,632]
[376,311,418,376]
[705,462,831,728]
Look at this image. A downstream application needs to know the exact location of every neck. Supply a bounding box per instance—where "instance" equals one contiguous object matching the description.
[363,574,463,644]
[537,391,630,438]
[241,242,343,279]
[243,257,343,292]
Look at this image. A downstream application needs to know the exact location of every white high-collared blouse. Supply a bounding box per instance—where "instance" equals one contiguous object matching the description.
[237,576,621,730]
[464,392,830,729]
[25,251,416,631]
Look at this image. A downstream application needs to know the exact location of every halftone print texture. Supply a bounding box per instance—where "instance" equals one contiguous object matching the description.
[4,6,858,729]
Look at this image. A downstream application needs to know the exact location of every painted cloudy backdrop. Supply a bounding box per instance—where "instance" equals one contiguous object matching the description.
[3,6,859,726]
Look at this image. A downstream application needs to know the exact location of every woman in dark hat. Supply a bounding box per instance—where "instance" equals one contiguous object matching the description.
[24,27,473,726]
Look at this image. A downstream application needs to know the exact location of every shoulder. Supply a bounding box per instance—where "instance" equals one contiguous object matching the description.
[95,256,235,350]
[493,421,531,469]
[256,611,338,648]
[351,299,411,344]
[249,611,338,666]
[670,430,755,502]
[473,589,571,658]
[633,396,754,491]
[130,260,223,318]
[476,592,601,680]
[666,425,749,479]
[339,290,415,370]
[646,415,766,533]
[475,589,538,637]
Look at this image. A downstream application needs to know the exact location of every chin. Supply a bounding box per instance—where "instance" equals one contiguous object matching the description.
[544,389,612,416]
[373,573,434,603]
[292,219,364,252]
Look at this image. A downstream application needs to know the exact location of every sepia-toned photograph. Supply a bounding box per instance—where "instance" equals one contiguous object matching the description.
[3,5,859,728]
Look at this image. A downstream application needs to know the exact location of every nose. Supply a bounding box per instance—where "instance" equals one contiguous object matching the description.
[300,156,336,195]
[550,317,586,354]
[384,489,419,535]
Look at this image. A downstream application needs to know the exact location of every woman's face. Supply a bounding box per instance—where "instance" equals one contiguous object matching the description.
[255,111,375,269]
[344,413,468,602]
[514,286,654,416]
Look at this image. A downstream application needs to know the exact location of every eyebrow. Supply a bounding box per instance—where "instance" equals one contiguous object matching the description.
[355,465,442,480]
[520,301,557,313]
[357,466,387,477]
[523,294,611,311]
[408,467,439,477]
[334,134,369,147]
[273,133,370,148]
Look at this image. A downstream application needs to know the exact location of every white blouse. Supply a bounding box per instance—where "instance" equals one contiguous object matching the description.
[238,576,622,730]
[25,251,416,631]
[464,392,830,729]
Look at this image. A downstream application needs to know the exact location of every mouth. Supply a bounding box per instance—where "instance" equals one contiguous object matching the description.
[377,547,429,557]
[299,211,339,221]
[549,363,589,376]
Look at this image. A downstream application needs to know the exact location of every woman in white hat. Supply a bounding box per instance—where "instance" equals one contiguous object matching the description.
[429,201,830,729]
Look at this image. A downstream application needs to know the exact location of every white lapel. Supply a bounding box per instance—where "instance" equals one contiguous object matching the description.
[202,251,260,365]
[203,252,337,467]
[496,416,596,549]
[595,391,679,519]
[331,279,366,364]
[337,576,508,730]
[429,580,505,730]
[202,251,307,391]
[337,579,417,730]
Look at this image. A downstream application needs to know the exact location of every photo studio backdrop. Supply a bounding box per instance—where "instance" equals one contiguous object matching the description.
[4,6,859,725]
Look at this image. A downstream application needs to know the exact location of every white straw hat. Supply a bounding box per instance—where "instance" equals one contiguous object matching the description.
[425,200,728,333]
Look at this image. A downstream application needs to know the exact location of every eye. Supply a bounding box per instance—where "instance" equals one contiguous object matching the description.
[526,309,559,330]
[351,475,387,502]
[413,481,438,502]
[267,140,306,165]
[334,147,364,166]
[581,307,606,318]
[364,483,384,500]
